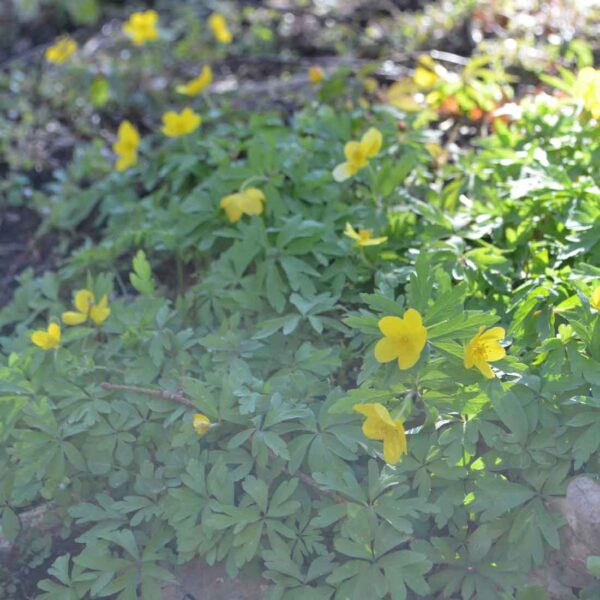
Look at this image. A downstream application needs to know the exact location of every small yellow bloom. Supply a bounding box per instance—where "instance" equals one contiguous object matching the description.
[308,66,325,84]
[354,403,407,464]
[177,65,213,96]
[45,37,77,64]
[464,326,506,379]
[31,323,61,350]
[112,121,140,171]
[208,13,232,44]
[573,67,600,119]
[344,223,387,247]
[122,10,159,46]
[193,413,212,437]
[220,188,265,223]
[374,309,427,370]
[62,289,111,327]
[591,286,600,311]
[332,127,382,182]
[161,108,201,137]
[363,77,379,94]
[413,55,439,89]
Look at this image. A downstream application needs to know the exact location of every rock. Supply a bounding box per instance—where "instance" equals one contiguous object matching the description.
[161,559,267,600]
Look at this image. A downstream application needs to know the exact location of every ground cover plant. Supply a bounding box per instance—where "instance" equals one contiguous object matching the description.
[1,1,600,599]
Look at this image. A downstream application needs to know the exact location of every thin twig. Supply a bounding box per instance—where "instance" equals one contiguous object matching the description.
[100,382,196,409]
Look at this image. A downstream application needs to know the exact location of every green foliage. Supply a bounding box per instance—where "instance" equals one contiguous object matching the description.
[1,3,600,600]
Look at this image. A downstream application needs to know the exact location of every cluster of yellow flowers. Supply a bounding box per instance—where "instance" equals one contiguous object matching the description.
[354,287,600,464]
[45,10,232,174]
[31,289,110,350]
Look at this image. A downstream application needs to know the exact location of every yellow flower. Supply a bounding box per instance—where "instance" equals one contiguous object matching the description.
[112,121,140,171]
[354,403,407,464]
[220,188,265,223]
[161,108,201,137]
[591,286,600,311]
[45,37,77,64]
[122,10,159,46]
[374,309,427,370]
[177,65,213,96]
[413,55,439,89]
[308,66,324,84]
[332,127,382,182]
[573,67,600,119]
[62,289,111,326]
[31,323,61,350]
[464,326,506,379]
[344,223,387,247]
[193,413,212,437]
[208,13,232,44]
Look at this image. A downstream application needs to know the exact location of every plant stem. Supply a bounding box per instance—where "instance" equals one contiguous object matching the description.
[100,382,196,409]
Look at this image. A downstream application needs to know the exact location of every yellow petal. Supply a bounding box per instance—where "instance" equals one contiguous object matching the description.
[362,418,386,441]
[397,344,423,370]
[477,327,505,342]
[74,289,95,314]
[378,316,404,338]
[360,236,387,246]
[241,188,265,215]
[374,337,399,363]
[475,358,495,379]
[115,151,137,171]
[354,403,378,419]
[592,286,600,310]
[383,428,407,464]
[483,342,506,361]
[62,311,88,326]
[48,323,61,342]
[344,223,359,240]
[359,128,382,158]
[403,308,423,330]
[89,296,111,325]
[372,403,396,427]
[31,332,52,349]
[332,162,355,182]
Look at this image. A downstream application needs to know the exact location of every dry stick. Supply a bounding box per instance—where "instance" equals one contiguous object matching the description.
[101,381,346,503]
[100,382,196,409]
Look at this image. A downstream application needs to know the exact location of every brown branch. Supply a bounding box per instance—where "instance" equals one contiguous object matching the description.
[283,464,346,504]
[100,382,196,409]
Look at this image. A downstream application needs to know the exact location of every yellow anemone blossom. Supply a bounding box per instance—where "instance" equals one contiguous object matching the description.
[62,289,111,326]
[374,309,427,370]
[354,403,407,464]
[177,65,213,96]
[161,108,201,137]
[45,37,77,64]
[308,66,325,84]
[112,121,140,171]
[193,413,212,436]
[208,13,232,44]
[591,286,600,311]
[220,188,265,223]
[464,326,506,379]
[573,67,600,119]
[31,323,61,350]
[344,223,387,247]
[413,55,439,89]
[332,127,382,182]
[122,10,159,46]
